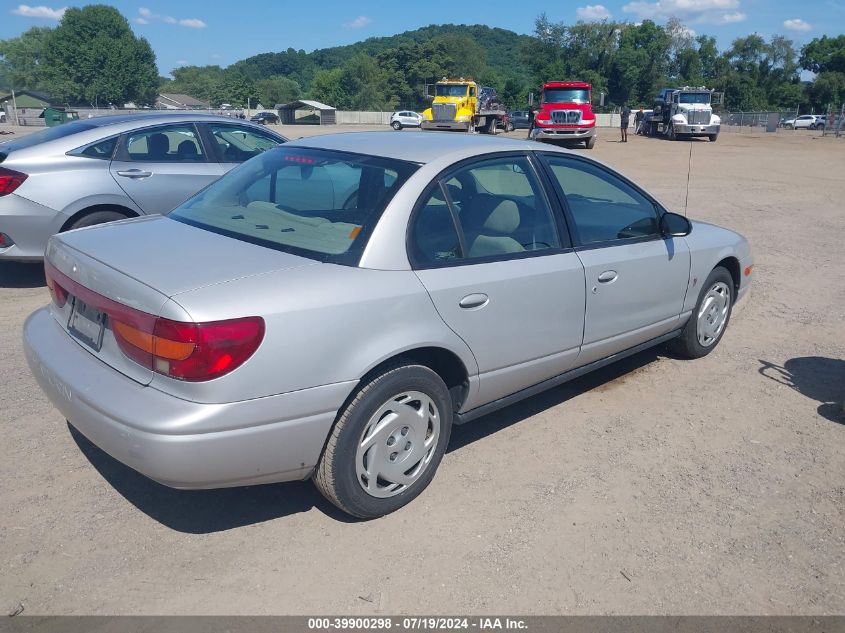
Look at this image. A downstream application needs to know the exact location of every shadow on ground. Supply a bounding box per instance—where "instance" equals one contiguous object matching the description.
[71,347,664,533]
[0,261,45,288]
[759,357,845,424]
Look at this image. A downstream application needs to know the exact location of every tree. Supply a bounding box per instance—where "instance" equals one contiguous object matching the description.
[807,72,845,110]
[800,35,845,74]
[0,27,51,90]
[39,5,158,105]
[256,76,301,106]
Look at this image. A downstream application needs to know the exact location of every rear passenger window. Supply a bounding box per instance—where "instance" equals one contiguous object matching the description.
[545,157,659,245]
[125,125,205,162]
[410,156,562,266]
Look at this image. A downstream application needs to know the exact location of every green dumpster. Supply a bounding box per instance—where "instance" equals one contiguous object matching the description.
[40,107,79,127]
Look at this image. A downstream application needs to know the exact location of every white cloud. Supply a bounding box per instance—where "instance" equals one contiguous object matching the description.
[211,53,222,59]
[175,60,189,66]
[136,7,206,28]
[576,4,612,20]
[623,0,747,24]
[344,15,372,28]
[11,4,66,19]
[178,18,206,28]
[783,18,812,31]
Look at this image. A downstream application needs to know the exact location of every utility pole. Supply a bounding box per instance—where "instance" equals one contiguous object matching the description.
[12,89,19,126]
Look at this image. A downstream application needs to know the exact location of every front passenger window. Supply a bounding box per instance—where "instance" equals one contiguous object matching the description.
[545,157,659,245]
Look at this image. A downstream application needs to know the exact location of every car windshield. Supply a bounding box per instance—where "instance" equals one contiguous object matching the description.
[0,119,97,152]
[679,92,711,104]
[543,89,590,104]
[170,147,418,265]
[436,84,468,97]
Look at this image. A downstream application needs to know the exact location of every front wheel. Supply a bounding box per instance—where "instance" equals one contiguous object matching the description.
[668,123,677,141]
[391,121,402,131]
[313,363,453,518]
[708,134,718,142]
[506,122,514,132]
[585,135,596,149]
[670,266,734,359]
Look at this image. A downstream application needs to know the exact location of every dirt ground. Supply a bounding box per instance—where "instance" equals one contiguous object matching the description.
[0,124,843,616]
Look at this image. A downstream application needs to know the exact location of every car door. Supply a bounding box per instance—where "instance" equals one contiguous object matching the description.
[409,154,586,409]
[109,123,224,214]
[539,153,691,366]
[204,122,284,173]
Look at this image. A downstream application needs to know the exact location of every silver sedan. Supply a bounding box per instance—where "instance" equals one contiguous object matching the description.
[24,132,753,518]
[0,113,286,261]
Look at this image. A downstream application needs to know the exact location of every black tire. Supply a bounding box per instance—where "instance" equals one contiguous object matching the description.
[585,135,596,149]
[670,266,734,359]
[313,363,453,519]
[708,134,718,142]
[67,209,130,231]
[391,121,402,131]
[506,122,514,132]
[668,123,677,141]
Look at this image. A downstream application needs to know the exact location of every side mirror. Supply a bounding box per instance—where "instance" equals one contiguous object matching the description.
[660,212,692,237]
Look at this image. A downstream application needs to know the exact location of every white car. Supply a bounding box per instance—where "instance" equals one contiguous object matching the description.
[390,111,422,130]
[784,115,824,130]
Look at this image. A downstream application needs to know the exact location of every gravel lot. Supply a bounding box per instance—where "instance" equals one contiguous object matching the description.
[1,124,843,615]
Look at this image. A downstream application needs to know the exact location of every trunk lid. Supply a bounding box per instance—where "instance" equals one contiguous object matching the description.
[45,215,317,385]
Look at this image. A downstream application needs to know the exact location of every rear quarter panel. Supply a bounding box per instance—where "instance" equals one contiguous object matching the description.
[159,264,480,405]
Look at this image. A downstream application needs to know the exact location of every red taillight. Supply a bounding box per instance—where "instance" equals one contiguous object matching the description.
[44,259,264,381]
[112,315,264,382]
[44,261,68,307]
[0,167,27,197]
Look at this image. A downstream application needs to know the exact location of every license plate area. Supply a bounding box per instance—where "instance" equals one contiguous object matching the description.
[67,297,105,352]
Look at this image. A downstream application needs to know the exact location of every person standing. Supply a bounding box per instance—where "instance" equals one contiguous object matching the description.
[620,103,631,142]
[526,105,536,139]
[634,105,645,135]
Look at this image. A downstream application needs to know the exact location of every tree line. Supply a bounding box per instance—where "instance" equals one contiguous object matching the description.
[1,4,843,114]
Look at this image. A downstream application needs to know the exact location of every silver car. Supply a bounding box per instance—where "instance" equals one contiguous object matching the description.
[0,113,286,261]
[24,132,753,518]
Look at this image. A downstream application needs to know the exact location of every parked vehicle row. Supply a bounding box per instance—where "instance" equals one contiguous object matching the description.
[783,114,825,130]
[23,131,753,519]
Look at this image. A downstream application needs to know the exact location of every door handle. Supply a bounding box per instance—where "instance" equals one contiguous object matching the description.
[116,170,152,178]
[459,293,489,309]
[597,270,618,283]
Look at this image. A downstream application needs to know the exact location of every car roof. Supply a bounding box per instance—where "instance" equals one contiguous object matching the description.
[287,132,539,164]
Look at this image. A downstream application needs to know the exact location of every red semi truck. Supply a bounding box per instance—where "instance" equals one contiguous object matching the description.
[530,81,597,149]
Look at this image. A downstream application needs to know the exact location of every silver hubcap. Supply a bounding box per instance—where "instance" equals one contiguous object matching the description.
[356,391,440,498]
[697,281,731,347]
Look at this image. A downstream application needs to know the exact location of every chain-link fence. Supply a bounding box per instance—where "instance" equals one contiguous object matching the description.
[822,104,845,137]
[721,110,802,132]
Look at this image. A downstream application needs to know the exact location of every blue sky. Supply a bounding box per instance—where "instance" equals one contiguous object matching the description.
[2,0,843,76]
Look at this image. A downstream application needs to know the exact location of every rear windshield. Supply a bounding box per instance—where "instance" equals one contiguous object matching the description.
[0,120,98,153]
[170,147,418,265]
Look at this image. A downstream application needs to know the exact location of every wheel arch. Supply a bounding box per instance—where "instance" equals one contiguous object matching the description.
[59,203,139,233]
[715,255,741,296]
[358,346,471,413]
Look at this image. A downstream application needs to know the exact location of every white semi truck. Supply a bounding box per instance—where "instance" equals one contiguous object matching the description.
[645,86,722,142]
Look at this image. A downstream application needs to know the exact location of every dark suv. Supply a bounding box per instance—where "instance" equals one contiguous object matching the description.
[250,112,280,125]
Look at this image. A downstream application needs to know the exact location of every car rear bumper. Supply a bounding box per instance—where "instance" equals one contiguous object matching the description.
[24,307,355,489]
[0,194,60,261]
[531,126,597,141]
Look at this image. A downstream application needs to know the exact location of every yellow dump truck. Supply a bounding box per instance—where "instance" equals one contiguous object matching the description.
[421,78,507,133]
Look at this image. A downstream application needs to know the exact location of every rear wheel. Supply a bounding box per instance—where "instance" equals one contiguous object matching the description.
[67,209,130,231]
[671,266,734,359]
[313,363,453,518]
[391,121,402,131]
